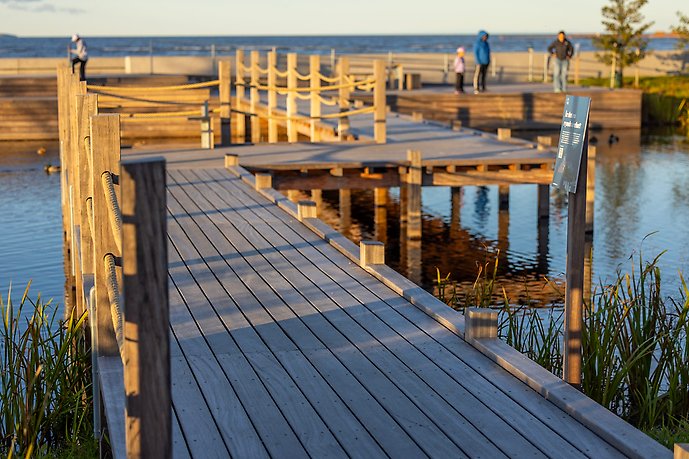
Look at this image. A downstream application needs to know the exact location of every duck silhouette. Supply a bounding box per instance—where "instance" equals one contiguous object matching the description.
[608,133,619,145]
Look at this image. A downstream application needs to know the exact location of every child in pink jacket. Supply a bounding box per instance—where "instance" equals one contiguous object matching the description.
[453,47,465,94]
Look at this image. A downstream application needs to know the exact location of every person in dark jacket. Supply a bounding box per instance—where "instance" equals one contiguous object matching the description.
[547,31,574,93]
[473,30,490,94]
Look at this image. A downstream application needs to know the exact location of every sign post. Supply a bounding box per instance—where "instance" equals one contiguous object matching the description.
[552,95,591,388]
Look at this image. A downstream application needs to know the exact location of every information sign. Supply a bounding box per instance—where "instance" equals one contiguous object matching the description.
[552,95,591,193]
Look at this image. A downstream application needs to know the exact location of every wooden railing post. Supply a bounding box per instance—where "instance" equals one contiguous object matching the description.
[59,67,81,317]
[585,145,596,234]
[287,53,298,143]
[373,60,387,144]
[267,51,278,143]
[309,55,321,142]
[337,57,350,140]
[121,157,170,458]
[218,60,232,146]
[235,49,246,142]
[69,80,87,317]
[89,114,121,359]
[497,128,511,141]
[250,50,261,143]
[76,92,98,286]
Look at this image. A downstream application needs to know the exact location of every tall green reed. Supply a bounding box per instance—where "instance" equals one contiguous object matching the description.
[0,283,95,458]
[435,251,689,448]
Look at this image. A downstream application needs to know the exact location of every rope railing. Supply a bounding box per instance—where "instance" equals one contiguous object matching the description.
[317,73,340,83]
[87,79,220,92]
[295,71,311,81]
[316,95,339,106]
[294,92,313,101]
[103,253,124,356]
[101,171,122,254]
[58,61,173,451]
[89,91,208,107]
[259,105,375,121]
[253,78,375,93]
[120,110,200,119]
[234,50,386,143]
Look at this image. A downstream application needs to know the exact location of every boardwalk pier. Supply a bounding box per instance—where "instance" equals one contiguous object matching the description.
[56,60,671,457]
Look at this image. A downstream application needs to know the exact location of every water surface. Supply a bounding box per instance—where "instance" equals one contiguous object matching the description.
[1,129,688,307]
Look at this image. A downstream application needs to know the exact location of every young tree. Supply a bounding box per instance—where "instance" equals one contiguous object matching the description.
[672,11,689,55]
[593,0,654,87]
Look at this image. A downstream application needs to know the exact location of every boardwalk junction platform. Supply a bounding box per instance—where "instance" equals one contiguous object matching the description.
[53,54,673,458]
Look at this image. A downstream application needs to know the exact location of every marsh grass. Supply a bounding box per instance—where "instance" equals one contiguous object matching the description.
[0,283,96,458]
[579,75,689,128]
[435,251,689,448]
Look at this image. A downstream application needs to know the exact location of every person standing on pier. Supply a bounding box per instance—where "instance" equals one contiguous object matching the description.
[473,31,490,94]
[69,34,88,81]
[547,31,574,93]
[453,47,466,94]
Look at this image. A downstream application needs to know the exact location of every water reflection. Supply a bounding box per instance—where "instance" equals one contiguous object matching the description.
[1,129,688,309]
[314,128,689,302]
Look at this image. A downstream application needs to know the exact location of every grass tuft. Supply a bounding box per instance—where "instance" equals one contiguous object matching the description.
[0,283,96,458]
[436,250,689,449]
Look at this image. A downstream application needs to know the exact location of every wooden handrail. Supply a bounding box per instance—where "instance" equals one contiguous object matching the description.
[57,63,176,458]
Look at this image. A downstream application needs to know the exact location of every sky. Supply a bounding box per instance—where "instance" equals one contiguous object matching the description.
[0,0,683,36]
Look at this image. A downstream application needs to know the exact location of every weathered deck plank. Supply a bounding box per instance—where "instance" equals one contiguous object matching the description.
[168,171,448,457]
[183,169,538,456]
[196,167,624,458]
[105,160,670,458]
[169,171,476,456]
[168,209,335,457]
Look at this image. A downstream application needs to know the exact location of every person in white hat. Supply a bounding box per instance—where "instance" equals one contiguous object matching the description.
[69,34,88,81]
[453,47,466,94]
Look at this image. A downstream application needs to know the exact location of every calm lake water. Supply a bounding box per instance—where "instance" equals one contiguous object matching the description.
[0,34,680,58]
[1,129,688,307]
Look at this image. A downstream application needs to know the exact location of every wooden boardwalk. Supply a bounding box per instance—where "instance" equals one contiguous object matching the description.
[128,113,556,191]
[156,165,667,458]
[54,64,671,458]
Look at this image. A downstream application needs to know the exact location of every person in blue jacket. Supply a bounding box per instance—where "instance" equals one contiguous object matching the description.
[473,30,491,94]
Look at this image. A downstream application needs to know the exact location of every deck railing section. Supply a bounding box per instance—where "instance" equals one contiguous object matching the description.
[235,50,387,143]
[79,51,387,147]
[57,64,171,459]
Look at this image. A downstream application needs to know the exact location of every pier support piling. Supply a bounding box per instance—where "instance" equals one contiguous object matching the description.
[406,150,422,240]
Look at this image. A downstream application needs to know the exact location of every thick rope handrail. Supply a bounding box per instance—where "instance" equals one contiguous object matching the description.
[274,68,289,78]
[262,105,375,121]
[253,78,375,93]
[103,253,124,357]
[86,80,220,92]
[89,91,209,107]
[355,82,376,92]
[316,95,339,106]
[119,110,200,119]
[294,92,313,101]
[317,73,340,83]
[295,71,311,81]
[319,106,375,119]
[101,171,122,254]
[256,65,270,74]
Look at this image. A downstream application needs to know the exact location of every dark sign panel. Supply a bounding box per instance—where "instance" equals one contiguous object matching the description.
[552,95,591,193]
